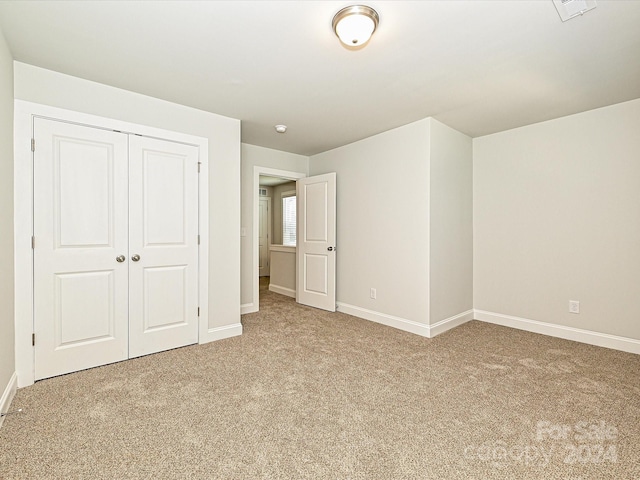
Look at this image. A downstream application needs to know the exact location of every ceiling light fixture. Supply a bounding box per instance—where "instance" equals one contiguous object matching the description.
[332,5,379,48]
[275,125,287,133]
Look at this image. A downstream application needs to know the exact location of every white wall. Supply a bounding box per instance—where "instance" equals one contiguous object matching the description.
[429,119,473,324]
[474,99,640,341]
[269,247,297,296]
[310,120,431,325]
[0,28,15,405]
[14,62,241,331]
[241,144,308,307]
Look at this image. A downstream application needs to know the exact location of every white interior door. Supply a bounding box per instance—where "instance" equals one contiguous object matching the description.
[34,120,200,379]
[296,173,336,312]
[128,136,199,358]
[259,197,271,276]
[33,119,129,380]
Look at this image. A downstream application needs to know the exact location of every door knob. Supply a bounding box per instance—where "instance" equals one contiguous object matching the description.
[131,254,141,262]
[327,246,334,251]
[116,255,126,263]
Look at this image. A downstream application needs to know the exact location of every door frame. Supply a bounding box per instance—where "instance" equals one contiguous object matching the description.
[247,167,306,314]
[14,100,210,387]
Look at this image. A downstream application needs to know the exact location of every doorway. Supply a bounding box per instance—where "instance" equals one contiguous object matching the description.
[258,176,296,292]
[250,167,306,314]
[250,167,337,314]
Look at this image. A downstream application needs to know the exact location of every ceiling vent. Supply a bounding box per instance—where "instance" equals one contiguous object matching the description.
[553,0,597,22]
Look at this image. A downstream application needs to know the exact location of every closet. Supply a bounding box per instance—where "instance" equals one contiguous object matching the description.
[33,118,199,380]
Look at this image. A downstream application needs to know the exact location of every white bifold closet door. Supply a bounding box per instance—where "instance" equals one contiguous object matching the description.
[33,118,199,380]
[127,135,199,358]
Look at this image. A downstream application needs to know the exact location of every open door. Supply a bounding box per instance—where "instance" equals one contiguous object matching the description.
[296,173,336,312]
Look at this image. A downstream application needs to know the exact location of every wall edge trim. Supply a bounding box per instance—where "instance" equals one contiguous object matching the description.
[474,309,640,354]
[0,372,18,430]
[201,323,243,343]
[268,285,296,298]
[430,309,474,337]
[336,302,430,337]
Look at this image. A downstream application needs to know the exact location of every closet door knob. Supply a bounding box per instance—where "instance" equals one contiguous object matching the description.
[116,255,126,263]
[131,254,141,262]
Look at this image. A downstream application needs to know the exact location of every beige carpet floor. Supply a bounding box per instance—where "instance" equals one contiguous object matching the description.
[1,283,639,479]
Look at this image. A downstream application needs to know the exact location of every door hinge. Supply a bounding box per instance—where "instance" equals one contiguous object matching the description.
[197,162,201,173]
[31,138,35,152]
[32,333,35,346]
[197,307,200,317]
[31,236,35,249]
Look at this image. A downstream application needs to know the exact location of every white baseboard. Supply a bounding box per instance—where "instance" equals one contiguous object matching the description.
[269,284,296,298]
[474,310,640,355]
[0,372,18,430]
[337,302,431,337]
[336,303,475,339]
[430,309,475,337]
[241,303,257,315]
[337,303,474,338]
[200,323,243,343]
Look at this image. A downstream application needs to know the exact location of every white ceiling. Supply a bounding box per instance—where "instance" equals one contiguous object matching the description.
[0,1,639,156]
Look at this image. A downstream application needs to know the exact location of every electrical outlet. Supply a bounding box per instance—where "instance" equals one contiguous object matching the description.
[370,288,377,300]
[569,300,580,314]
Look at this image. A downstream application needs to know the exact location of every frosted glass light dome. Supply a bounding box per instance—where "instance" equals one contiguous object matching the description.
[332,5,379,47]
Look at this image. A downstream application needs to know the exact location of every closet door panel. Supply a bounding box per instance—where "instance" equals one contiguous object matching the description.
[33,119,129,380]
[128,136,199,358]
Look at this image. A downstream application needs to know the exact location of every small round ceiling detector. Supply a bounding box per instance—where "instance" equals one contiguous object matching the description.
[275,125,288,134]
